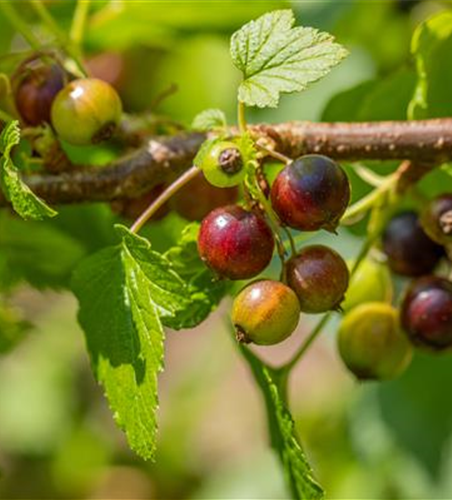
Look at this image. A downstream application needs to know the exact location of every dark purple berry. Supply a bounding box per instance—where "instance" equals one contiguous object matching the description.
[270,155,350,232]
[286,245,349,313]
[198,205,274,280]
[12,52,68,126]
[382,211,444,277]
[401,276,452,351]
[421,193,452,246]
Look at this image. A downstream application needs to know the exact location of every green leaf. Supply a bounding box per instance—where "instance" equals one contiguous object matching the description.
[409,11,452,120]
[191,108,227,131]
[0,213,86,290]
[230,9,348,108]
[240,346,324,500]
[72,225,192,460]
[72,224,225,459]
[0,121,57,220]
[165,223,229,328]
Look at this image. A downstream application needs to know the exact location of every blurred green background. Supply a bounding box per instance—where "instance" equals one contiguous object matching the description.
[1,1,452,498]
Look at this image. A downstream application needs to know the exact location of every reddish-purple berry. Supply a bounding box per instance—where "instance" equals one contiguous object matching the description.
[270,155,350,232]
[198,205,274,280]
[12,53,67,126]
[286,245,349,313]
[382,211,444,277]
[401,276,452,351]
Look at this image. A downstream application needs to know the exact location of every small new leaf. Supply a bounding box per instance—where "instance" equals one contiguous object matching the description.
[231,9,348,108]
[0,121,57,220]
[192,108,227,131]
[241,346,324,500]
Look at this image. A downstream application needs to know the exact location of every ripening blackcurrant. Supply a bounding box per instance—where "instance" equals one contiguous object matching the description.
[401,276,452,351]
[171,172,239,221]
[232,280,300,345]
[338,303,413,381]
[198,205,274,280]
[421,194,452,246]
[270,155,350,232]
[197,140,245,188]
[382,211,444,277]
[51,78,122,145]
[286,245,349,313]
[12,52,68,126]
[342,257,393,312]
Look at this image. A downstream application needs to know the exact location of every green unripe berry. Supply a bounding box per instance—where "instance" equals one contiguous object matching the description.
[51,78,122,146]
[232,280,300,346]
[338,302,413,381]
[199,140,245,188]
[342,257,393,313]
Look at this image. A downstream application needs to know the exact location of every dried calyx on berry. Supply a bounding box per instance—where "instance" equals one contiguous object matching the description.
[421,193,452,246]
[232,279,300,346]
[196,140,246,188]
[12,51,69,126]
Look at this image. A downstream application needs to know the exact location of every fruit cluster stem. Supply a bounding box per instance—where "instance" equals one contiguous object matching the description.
[130,166,200,234]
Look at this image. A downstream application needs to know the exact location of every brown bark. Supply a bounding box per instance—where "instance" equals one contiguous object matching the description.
[2,119,452,207]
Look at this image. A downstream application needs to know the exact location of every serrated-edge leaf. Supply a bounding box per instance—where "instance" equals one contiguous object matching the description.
[192,108,227,131]
[241,346,324,500]
[230,9,348,108]
[408,11,452,120]
[0,121,57,220]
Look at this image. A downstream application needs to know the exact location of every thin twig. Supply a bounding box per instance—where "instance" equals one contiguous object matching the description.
[130,166,200,234]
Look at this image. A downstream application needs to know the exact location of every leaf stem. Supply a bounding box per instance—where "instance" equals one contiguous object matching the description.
[256,143,291,165]
[70,0,91,47]
[341,174,396,225]
[130,166,200,234]
[0,2,42,50]
[28,0,87,76]
[238,101,247,134]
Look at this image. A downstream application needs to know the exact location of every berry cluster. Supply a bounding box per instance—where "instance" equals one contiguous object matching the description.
[196,146,351,346]
[12,53,122,146]
[195,139,452,383]
[340,200,452,381]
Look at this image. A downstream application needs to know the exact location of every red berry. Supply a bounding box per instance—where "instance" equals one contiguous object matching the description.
[401,276,452,351]
[198,205,274,280]
[286,245,349,313]
[382,211,444,277]
[421,193,452,246]
[12,53,68,126]
[171,173,239,221]
[270,155,350,232]
[232,280,300,345]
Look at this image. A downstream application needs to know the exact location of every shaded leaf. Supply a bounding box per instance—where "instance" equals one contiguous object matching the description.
[0,121,56,220]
